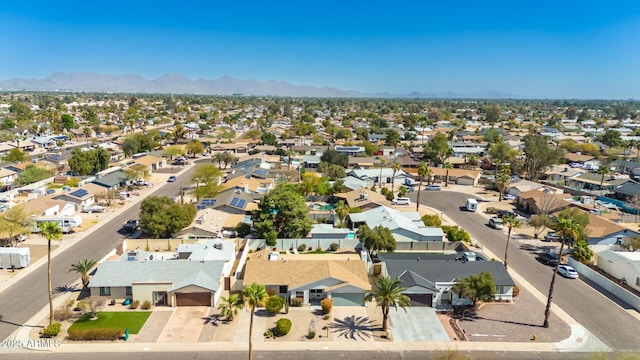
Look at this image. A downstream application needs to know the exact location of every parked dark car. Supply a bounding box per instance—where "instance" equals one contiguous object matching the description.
[544,231,561,242]
[536,252,559,266]
[122,219,140,233]
[497,210,516,219]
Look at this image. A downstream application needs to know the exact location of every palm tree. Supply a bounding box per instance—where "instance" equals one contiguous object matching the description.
[543,218,581,328]
[415,162,429,212]
[495,167,512,202]
[218,293,244,321]
[243,283,268,360]
[378,157,387,189]
[443,161,453,187]
[502,214,521,269]
[391,162,401,196]
[68,258,97,288]
[334,200,349,227]
[40,221,62,325]
[364,276,411,332]
[597,165,611,190]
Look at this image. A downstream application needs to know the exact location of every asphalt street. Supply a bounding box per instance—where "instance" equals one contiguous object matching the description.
[410,190,640,350]
[0,160,202,341]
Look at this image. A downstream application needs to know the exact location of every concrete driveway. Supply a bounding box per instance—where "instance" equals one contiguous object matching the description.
[156,306,210,342]
[389,307,450,342]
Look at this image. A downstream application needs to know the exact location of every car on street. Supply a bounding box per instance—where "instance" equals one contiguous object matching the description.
[425,184,441,191]
[558,265,579,279]
[122,219,140,233]
[134,180,150,186]
[496,210,516,218]
[502,193,515,200]
[489,217,504,230]
[536,252,560,266]
[544,231,561,242]
[167,175,176,182]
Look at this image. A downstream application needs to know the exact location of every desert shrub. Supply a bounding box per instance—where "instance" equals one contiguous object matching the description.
[512,285,520,298]
[320,298,333,315]
[67,328,123,341]
[291,298,303,307]
[140,301,152,310]
[266,287,279,297]
[63,177,80,187]
[329,243,339,251]
[263,328,275,339]
[421,214,442,227]
[276,318,292,336]
[297,244,307,252]
[43,323,61,337]
[128,300,140,309]
[265,296,284,315]
[54,308,73,322]
[485,207,499,214]
[307,330,316,339]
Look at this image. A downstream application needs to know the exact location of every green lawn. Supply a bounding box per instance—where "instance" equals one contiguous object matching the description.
[68,312,151,334]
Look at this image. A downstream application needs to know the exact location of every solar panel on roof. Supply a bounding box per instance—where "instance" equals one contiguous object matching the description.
[70,189,89,198]
[229,197,246,208]
[254,169,268,176]
[197,205,206,210]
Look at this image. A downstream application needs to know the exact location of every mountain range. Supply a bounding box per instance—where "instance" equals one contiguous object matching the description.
[0,72,521,99]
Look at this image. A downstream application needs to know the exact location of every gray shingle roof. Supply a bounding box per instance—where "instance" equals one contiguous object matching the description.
[90,260,225,291]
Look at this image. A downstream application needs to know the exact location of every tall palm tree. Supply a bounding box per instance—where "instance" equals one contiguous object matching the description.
[597,165,611,189]
[443,161,453,187]
[334,200,349,227]
[390,162,401,196]
[495,167,512,202]
[502,214,521,269]
[243,283,268,360]
[364,276,411,332]
[218,293,244,321]
[378,157,387,189]
[415,162,429,212]
[40,221,62,325]
[68,258,97,288]
[543,218,581,328]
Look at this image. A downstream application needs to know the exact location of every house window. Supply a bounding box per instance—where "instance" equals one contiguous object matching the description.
[279,286,288,294]
[295,291,304,299]
[126,286,132,296]
[99,287,111,296]
[495,286,504,294]
[310,289,323,294]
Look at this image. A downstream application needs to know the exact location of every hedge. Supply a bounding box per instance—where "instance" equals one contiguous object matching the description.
[43,323,61,337]
[67,328,124,341]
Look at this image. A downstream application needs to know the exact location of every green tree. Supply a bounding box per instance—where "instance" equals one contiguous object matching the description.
[502,214,522,269]
[172,123,186,144]
[522,135,564,181]
[442,225,471,243]
[572,241,594,264]
[124,164,150,183]
[265,295,285,315]
[243,283,268,360]
[68,148,111,176]
[40,221,63,325]
[495,167,512,202]
[3,148,28,163]
[0,207,33,246]
[484,103,501,124]
[391,162,401,195]
[385,129,401,149]
[528,214,553,239]
[443,161,453,187]
[16,165,53,185]
[543,218,582,328]
[217,293,244,321]
[597,165,611,189]
[212,152,225,168]
[190,164,223,201]
[489,141,519,176]
[364,277,410,332]
[452,272,496,307]
[68,258,98,288]
[357,225,396,257]
[252,184,313,239]
[261,132,278,146]
[320,149,348,167]
[139,196,197,238]
[163,145,184,160]
[423,132,453,166]
[185,140,205,157]
[317,162,346,180]
[61,114,75,130]
[421,214,442,227]
[597,129,623,148]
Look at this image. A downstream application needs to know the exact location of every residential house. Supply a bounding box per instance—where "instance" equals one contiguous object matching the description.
[545,165,586,185]
[504,178,547,197]
[566,172,627,193]
[333,188,391,211]
[131,154,167,172]
[210,188,259,215]
[92,170,130,190]
[575,212,640,245]
[222,175,275,195]
[53,183,105,211]
[292,145,328,156]
[346,168,410,186]
[209,143,249,154]
[563,152,596,165]
[379,253,516,307]
[17,197,75,217]
[595,250,640,293]
[516,189,573,214]
[89,254,228,307]
[0,168,18,186]
[242,253,371,306]
[404,167,482,186]
[334,145,365,156]
[349,206,446,242]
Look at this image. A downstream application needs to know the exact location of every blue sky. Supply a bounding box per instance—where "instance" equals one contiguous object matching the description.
[1,1,639,99]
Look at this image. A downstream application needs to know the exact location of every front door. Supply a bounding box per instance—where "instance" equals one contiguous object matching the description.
[154,291,168,306]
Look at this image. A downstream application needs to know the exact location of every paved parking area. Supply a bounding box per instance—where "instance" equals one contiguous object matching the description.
[156,306,210,342]
[389,307,450,342]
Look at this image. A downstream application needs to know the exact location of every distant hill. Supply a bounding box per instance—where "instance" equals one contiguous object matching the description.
[0,72,521,99]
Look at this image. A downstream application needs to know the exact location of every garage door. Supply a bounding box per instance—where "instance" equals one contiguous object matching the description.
[175,292,211,306]
[331,293,363,306]
[406,294,432,307]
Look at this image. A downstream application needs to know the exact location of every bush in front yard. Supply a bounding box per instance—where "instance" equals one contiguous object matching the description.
[291,298,303,307]
[297,244,307,252]
[128,300,140,310]
[320,298,333,315]
[140,301,152,310]
[276,318,292,336]
[328,243,339,251]
[43,323,61,337]
[265,296,284,315]
[67,328,124,341]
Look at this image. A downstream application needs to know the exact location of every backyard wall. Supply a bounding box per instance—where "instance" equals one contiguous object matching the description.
[247,238,361,252]
[568,258,640,312]
[395,241,460,252]
[125,238,198,252]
